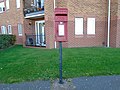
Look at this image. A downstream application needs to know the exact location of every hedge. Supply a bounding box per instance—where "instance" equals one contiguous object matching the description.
[0,34,16,49]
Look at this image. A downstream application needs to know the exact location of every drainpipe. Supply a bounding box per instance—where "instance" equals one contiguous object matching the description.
[54,0,56,9]
[107,0,111,47]
[54,0,57,48]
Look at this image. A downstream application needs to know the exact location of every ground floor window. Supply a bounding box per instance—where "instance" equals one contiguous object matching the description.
[18,23,22,36]
[87,18,96,35]
[75,17,84,35]
[8,25,12,34]
[1,26,7,34]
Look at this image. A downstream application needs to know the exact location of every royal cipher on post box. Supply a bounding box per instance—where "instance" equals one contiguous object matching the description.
[55,8,68,42]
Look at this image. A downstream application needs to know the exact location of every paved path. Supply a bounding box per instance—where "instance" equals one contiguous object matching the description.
[73,75,120,90]
[0,75,120,90]
[0,81,50,90]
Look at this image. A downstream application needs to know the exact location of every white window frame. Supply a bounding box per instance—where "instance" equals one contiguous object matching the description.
[0,2,5,13]
[18,23,22,36]
[75,17,84,35]
[16,0,20,8]
[41,0,44,8]
[8,25,12,34]
[6,0,10,10]
[87,18,96,35]
[1,26,7,34]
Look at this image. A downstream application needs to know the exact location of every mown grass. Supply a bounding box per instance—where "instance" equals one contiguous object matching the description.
[0,45,120,83]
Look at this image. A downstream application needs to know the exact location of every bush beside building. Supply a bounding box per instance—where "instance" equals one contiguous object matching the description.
[0,35,16,49]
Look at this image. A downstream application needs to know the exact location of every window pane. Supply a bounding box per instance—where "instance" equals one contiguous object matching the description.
[1,26,7,34]
[0,2,5,7]
[1,26,4,34]
[34,0,37,6]
[87,18,95,34]
[6,0,10,10]
[0,7,2,12]
[8,25,12,34]
[75,18,83,35]
[16,0,20,8]
[0,2,5,13]
[41,0,44,8]
[18,24,22,36]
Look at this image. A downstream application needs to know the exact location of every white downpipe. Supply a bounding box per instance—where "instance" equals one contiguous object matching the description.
[54,41,57,48]
[54,0,57,48]
[54,0,56,9]
[107,0,111,47]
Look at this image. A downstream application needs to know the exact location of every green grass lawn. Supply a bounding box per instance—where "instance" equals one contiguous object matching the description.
[0,45,120,83]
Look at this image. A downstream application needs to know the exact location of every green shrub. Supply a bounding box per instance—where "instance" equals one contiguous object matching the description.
[0,34,16,49]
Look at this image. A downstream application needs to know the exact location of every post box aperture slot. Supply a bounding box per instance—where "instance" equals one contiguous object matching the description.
[55,14,67,16]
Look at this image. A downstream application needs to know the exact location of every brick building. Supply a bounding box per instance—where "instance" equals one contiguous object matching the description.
[0,0,120,48]
[0,0,24,44]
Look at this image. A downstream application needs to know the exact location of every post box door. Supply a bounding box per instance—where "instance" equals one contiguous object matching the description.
[55,21,67,42]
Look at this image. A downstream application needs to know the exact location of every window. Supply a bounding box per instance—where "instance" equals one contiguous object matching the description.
[34,0,37,6]
[34,0,44,8]
[18,23,22,36]
[6,0,10,10]
[16,0,20,8]
[1,26,7,34]
[41,0,44,8]
[0,2,5,13]
[0,7,2,12]
[75,18,84,35]
[8,25,12,34]
[87,18,95,34]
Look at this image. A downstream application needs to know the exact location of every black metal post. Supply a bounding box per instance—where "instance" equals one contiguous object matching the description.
[59,41,63,84]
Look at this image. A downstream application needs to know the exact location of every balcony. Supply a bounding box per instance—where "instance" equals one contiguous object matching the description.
[24,7,44,19]
[24,0,44,19]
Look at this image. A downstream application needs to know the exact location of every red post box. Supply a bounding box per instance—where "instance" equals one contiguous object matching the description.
[54,8,68,42]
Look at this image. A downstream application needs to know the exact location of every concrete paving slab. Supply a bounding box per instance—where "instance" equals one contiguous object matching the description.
[51,79,76,90]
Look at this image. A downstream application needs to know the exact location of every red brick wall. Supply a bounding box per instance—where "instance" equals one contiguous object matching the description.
[45,0,55,48]
[0,0,24,45]
[116,17,120,47]
[1,0,120,48]
[110,0,120,47]
[24,0,31,8]
[45,0,108,48]
[68,0,108,48]
[115,0,120,47]
[67,17,107,48]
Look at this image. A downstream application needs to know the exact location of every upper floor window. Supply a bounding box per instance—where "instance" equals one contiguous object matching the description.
[0,2,5,13]
[16,0,20,8]
[33,0,44,8]
[41,0,44,8]
[6,0,10,10]
[1,26,7,34]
